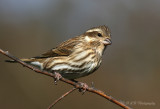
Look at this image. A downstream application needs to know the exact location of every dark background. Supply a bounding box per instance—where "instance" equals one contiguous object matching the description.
[0,0,160,109]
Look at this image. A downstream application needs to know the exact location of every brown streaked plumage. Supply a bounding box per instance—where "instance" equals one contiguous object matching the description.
[6,25,111,80]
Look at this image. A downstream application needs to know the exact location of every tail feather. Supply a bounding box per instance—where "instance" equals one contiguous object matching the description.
[5,58,45,70]
[5,60,16,63]
[5,58,34,63]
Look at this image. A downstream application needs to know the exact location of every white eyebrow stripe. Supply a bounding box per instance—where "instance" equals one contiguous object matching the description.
[86,28,102,32]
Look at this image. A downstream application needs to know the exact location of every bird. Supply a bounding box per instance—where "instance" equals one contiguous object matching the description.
[6,25,111,83]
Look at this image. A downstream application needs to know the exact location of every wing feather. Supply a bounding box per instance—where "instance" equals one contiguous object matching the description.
[34,36,82,58]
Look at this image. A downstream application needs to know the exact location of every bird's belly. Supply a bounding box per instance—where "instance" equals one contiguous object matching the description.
[53,61,100,79]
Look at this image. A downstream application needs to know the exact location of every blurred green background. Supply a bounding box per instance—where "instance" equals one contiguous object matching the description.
[0,0,160,109]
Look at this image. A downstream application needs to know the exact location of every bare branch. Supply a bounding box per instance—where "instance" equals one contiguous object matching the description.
[47,88,76,109]
[0,48,132,109]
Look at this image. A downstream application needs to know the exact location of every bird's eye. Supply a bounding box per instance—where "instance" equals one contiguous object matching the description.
[97,33,102,37]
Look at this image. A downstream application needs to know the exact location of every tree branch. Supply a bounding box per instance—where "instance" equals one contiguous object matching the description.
[0,48,132,109]
[48,88,76,109]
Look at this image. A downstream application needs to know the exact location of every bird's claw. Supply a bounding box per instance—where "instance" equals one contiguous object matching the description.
[78,82,89,94]
[54,72,62,85]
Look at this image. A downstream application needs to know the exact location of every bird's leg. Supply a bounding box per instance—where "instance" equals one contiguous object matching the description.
[71,79,89,93]
[54,72,62,85]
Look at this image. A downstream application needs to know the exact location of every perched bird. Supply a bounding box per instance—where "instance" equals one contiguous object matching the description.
[6,25,111,82]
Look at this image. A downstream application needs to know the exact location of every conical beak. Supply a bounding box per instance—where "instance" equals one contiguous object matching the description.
[103,39,112,45]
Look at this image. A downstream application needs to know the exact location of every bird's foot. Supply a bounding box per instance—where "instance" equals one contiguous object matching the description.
[54,72,62,85]
[78,82,89,94]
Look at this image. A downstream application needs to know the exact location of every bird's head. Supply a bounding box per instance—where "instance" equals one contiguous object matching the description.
[83,25,111,50]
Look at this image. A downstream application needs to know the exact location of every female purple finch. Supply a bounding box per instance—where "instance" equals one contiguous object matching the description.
[7,25,111,82]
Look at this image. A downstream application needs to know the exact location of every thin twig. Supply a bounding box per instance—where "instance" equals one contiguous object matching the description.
[0,48,132,109]
[47,88,76,109]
